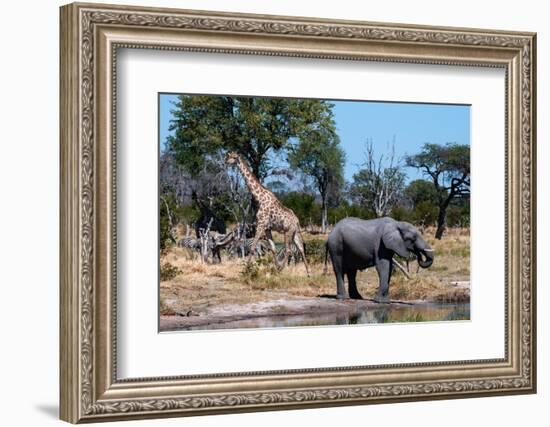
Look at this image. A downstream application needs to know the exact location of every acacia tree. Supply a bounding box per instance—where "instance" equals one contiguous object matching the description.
[350,140,406,218]
[287,121,345,232]
[406,143,470,239]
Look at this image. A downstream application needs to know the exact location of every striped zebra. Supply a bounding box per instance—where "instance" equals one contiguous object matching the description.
[275,242,304,265]
[230,237,272,258]
[177,237,200,251]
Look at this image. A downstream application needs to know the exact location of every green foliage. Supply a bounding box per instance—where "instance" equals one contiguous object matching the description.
[390,206,413,222]
[279,192,321,225]
[178,204,200,224]
[167,95,335,181]
[240,259,281,285]
[446,202,470,227]
[404,179,440,207]
[287,133,345,187]
[159,193,201,250]
[240,260,260,284]
[327,202,375,224]
[304,239,327,263]
[160,263,182,282]
[287,116,345,229]
[411,201,439,226]
[406,143,470,238]
[159,218,172,250]
[406,143,470,180]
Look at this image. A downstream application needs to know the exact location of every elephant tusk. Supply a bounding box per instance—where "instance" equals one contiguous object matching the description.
[423,249,434,252]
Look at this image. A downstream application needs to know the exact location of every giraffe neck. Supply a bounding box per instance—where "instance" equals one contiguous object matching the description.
[236,157,264,202]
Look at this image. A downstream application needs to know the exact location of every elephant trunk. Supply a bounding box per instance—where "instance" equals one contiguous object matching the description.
[416,248,434,268]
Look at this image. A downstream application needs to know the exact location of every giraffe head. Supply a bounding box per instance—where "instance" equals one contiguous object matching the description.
[224,151,240,166]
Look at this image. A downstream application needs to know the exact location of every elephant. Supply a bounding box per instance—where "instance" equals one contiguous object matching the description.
[325,217,434,302]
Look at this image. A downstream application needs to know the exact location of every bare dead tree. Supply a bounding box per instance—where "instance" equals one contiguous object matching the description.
[224,169,253,229]
[159,151,190,207]
[198,218,214,263]
[350,139,406,217]
[160,196,176,244]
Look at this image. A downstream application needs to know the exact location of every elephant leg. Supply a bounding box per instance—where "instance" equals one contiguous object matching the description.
[375,258,392,303]
[330,252,348,300]
[347,269,363,300]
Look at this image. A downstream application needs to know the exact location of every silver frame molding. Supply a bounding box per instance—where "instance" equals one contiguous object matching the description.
[60,2,536,423]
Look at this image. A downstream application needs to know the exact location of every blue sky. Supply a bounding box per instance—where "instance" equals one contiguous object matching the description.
[159,94,470,183]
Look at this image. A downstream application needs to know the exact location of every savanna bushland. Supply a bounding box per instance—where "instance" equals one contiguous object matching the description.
[159,95,470,330]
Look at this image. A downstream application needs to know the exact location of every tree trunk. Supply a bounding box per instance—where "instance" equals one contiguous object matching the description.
[435,201,450,240]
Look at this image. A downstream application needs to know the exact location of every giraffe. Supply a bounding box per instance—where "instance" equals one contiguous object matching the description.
[224,152,310,276]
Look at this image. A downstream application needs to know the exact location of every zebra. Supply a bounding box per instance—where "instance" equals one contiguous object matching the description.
[177,237,200,251]
[275,241,304,266]
[230,237,272,258]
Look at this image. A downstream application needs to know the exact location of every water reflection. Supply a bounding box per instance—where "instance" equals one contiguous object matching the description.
[183,303,470,331]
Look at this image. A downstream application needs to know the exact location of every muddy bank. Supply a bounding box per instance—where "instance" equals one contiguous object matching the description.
[159,292,469,331]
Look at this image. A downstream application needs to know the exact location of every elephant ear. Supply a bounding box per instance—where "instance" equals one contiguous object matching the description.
[382,223,409,258]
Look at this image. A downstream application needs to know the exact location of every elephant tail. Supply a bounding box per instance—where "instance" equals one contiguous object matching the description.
[323,242,329,275]
[295,227,310,277]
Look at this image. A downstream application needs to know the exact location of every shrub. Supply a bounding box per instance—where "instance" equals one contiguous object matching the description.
[411,201,438,226]
[240,258,283,286]
[391,206,413,222]
[304,239,326,264]
[240,260,260,284]
[160,263,181,281]
[446,203,470,228]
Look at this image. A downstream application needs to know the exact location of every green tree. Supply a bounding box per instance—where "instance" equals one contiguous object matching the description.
[288,122,345,232]
[411,201,438,227]
[279,192,320,226]
[327,202,374,224]
[167,95,334,181]
[446,201,470,228]
[406,143,470,239]
[403,179,439,207]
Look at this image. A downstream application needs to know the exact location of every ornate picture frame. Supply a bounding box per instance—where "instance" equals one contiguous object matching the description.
[60,2,536,423]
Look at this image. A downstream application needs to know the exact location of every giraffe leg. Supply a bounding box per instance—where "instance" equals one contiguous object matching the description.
[293,229,310,277]
[265,229,277,255]
[278,232,290,270]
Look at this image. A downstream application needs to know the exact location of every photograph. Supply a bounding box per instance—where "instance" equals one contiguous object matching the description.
[57,2,536,422]
[158,94,471,332]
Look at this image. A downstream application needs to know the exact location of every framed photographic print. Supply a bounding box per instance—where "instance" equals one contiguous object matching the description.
[60,2,537,423]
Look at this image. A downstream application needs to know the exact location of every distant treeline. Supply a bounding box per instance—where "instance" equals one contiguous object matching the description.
[277,182,469,230]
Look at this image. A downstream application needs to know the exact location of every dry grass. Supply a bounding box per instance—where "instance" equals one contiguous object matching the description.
[160,228,470,315]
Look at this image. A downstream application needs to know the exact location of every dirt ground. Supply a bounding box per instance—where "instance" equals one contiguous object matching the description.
[159,227,470,331]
